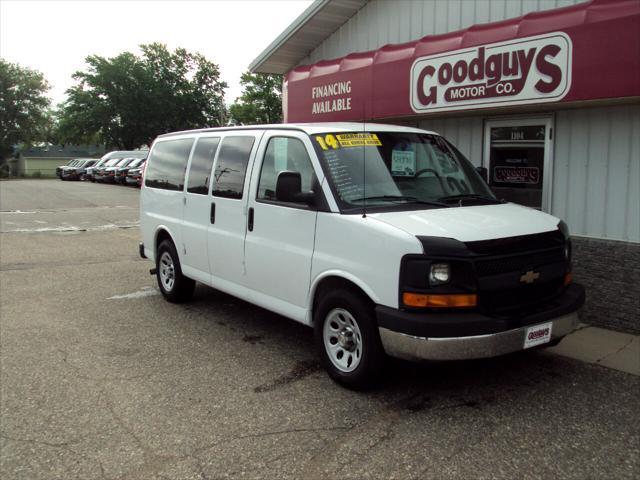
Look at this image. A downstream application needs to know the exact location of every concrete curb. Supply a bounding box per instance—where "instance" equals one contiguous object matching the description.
[545,324,640,376]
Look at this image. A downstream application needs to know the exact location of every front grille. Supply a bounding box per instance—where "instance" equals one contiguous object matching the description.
[465,231,568,315]
[480,279,564,314]
[475,247,566,276]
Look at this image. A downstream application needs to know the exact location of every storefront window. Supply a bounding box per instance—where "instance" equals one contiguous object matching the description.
[484,119,553,210]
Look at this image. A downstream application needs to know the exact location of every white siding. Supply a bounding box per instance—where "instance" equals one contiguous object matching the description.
[553,104,640,243]
[303,0,586,65]
[414,115,485,167]
[411,105,640,243]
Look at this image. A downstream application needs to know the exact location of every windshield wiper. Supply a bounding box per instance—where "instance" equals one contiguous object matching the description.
[350,195,449,207]
[436,194,503,205]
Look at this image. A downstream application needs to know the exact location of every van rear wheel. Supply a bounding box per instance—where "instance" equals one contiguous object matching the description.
[314,289,385,389]
[156,240,195,303]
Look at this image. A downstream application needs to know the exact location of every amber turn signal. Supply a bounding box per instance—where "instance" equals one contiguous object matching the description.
[403,292,477,308]
[564,272,573,286]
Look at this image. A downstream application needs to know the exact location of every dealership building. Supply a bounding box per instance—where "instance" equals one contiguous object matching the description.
[250,0,639,333]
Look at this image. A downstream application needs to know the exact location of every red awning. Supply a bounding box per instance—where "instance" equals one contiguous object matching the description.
[284,0,640,122]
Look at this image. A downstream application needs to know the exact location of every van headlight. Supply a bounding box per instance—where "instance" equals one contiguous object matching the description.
[429,263,450,286]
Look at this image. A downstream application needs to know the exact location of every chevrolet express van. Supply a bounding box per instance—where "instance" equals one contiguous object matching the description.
[139,123,585,388]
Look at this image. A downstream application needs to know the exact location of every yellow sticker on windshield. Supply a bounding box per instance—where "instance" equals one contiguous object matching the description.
[314,133,382,150]
[336,133,382,147]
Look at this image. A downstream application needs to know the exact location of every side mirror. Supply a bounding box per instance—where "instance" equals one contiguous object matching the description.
[275,171,315,205]
[476,166,488,183]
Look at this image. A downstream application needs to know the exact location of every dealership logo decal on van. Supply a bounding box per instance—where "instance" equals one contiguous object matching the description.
[410,32,572,113]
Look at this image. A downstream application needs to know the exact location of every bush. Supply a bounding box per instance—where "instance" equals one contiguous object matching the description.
[31,171,41,178]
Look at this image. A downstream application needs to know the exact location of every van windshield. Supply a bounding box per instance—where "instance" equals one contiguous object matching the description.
[310,131,496,210]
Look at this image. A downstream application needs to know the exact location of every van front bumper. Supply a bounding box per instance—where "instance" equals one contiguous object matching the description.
[376,283,584,361]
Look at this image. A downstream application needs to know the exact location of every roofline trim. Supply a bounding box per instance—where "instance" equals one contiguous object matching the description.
[156,123,436,139]
[157,125,308,139]
[249,0,330,73]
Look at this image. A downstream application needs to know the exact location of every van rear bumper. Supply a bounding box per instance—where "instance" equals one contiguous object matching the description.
[376,283,584,361]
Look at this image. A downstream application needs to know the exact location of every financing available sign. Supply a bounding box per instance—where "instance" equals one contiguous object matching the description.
[410,32,572,113]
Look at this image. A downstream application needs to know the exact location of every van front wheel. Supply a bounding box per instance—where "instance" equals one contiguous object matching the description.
[314,290,385,389]
[156,240,195,303]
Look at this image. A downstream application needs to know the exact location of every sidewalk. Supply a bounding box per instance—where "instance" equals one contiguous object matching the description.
[545,324,640,376]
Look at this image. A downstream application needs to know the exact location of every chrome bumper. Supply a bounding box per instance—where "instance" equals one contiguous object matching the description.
[379,312,579,361]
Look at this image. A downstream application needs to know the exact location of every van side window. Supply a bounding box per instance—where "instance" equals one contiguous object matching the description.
[187,137,220,195]
[257,137,315,201]
[212,136,255,199]
[145,138,194,191]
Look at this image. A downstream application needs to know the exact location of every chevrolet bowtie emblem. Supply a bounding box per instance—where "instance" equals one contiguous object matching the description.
[520,270,540,284]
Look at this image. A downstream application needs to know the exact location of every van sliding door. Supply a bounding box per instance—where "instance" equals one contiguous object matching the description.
[207,132,262,289]
[181,136,221,282]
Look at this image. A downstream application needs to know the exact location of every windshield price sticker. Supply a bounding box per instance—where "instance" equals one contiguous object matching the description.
[336,133,382,147]
[391,150,416,177]
[315,133,382,150]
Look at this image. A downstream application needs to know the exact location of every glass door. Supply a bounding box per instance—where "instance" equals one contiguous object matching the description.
[483,117,553,211]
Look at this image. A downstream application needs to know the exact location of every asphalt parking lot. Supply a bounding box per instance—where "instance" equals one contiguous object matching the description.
[1,179,639,480]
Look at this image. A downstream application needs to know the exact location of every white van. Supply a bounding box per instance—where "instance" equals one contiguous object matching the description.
[139,123,584,388]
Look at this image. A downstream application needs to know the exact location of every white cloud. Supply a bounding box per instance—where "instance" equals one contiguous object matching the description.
[0,0,312,105]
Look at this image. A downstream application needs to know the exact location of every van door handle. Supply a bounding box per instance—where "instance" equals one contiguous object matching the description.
[210,202,216,224]
[248,207,254,232]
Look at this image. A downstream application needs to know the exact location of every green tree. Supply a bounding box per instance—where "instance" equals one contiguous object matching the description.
[0,59,52,161]
[57,43,227,149]
[229,72,282,125]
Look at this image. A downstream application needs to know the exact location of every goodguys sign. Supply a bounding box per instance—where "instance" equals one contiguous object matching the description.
[410,32,572,113]
[285,1,640,123]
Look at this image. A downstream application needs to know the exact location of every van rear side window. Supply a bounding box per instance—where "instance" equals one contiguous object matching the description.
[187,137,220,195]
[145,139,194,191]
[212,136,255,199]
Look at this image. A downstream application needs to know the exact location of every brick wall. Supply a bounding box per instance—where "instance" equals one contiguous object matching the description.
[572,237,640,334]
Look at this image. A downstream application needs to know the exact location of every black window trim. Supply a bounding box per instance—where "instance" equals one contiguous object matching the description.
[257,196,319,211]
[254,134,325,212]
[211,134,258,201]
[144,136,196,192]
[185,135,221,196]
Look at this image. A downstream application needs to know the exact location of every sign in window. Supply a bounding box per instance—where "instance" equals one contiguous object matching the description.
[484,119,553,211]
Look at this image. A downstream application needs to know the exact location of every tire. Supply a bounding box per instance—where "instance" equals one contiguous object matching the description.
[156,240,195,303]
[314,289,385,389]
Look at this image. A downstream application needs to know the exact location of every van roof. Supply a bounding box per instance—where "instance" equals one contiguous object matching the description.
[157,122,437,138]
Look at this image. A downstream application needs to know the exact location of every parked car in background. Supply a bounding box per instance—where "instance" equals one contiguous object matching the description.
[61,159,97,180]
[94,158,121,182]
[85,158,108,182]
[101,158,136,183]
[87,150,148,182]
[56,159,82,178]
[125,160,146,187]
[114,157,146,184]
